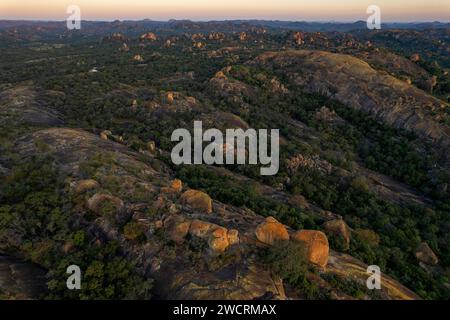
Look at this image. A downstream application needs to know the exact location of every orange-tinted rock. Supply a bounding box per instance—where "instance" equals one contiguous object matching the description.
[169,221,191,244]
[255,217,289,245]
[227,229,240,245]
[162,179,183,194]
[410,53,420,62]
[166,92,175,104]
[208,227,229,252]
[189,219,217,238]
[293,230,329,268]
[180,189,213,214]
[140,32,157,41]
[170,179,183,193]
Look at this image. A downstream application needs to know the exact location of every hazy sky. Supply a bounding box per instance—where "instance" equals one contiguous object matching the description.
[1,0,449,21]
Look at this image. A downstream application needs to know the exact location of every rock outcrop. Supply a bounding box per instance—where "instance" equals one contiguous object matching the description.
[293,230,329,268]
[208,227,230,253]
[323,218,351,250]
[180,189,213,214]
[0,255,47,299]
[140,32,157,41]
[87,193,124,216]
[162,179,183,194]
[255,217,289,245]
[415,242,439,265]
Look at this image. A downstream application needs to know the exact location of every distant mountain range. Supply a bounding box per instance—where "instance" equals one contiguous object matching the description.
[0,19,448,32]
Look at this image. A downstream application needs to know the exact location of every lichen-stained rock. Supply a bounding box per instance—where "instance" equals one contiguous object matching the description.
[87,193,124,216]
[208,227,230,253]
[170,179,183,193]
[227,229,240,246]
[323,218,351,250]
[189,219,218,238]
[293,230,329,268]
[163,258,286,300]
[415,242,439,265]
[255,217,289,245]
[161,179,183,194]
[72,179,100,195]
[180,189,213,214]
[167,219,191,244]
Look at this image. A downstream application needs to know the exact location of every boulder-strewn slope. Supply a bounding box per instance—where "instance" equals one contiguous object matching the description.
[2,127,420,300]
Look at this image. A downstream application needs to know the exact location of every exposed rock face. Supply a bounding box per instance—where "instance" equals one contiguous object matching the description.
[133,54,144,62]
[227,229,240,245]
[100,130,111,140]
[161,179,183,194]
[191,33,205,41]
[103,33,126,42]
[119,43,129,52]
[265,77,289,95]
[166,92,175,104]
[415,242,439,265]
[410,53,421,62]
[293,31,305,45]
[255,217,289,245]
[314,106,345,124]
[286,154,332,175]
[293,230,329,268]
[253,50,450,152]
[189,219,218,238]
[327,251,420,300]
[323,218,351,250]
[72,179,99,195]
[208,32,225,41]
[168,220,191,244]
[180,189,213,214]
[87,193,124,216]
[163,259,286,300]
[193,41,205,49]
[170,179,183,193]
[209,70,257,102]
[0,255,47,299]
[140,32,157,41]
[208,227,230,253]
[0,85,64,127]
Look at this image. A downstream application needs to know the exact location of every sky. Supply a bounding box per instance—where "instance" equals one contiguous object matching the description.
[0,0,449,22]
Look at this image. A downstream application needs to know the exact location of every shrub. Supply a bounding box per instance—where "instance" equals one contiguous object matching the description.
[123,221,146,242]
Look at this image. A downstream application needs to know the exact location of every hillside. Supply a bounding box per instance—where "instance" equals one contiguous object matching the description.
[0,21,449,300]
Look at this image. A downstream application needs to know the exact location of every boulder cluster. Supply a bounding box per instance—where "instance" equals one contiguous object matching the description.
[255,216,330,268]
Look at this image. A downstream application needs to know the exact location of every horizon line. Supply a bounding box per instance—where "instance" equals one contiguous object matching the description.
[1,18,449,24]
